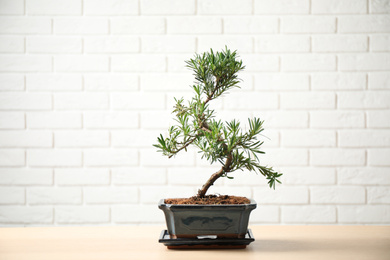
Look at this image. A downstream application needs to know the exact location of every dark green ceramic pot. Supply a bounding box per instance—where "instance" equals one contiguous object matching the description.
[158,199,256,239]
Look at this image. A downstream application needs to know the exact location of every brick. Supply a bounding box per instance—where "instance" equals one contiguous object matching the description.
[255,0,309,14]
[142,36,195,53]
[368,72,390,89]
[282,206,336,223]
[167,54,193,72]
[282,16,335,33]
[282,167,336,185]
[0,168,52,185]
[224,92,278,110]
[370,0,390,13]
[28,187,81,205]
[141,0,195,14]
[140,186,195,204]
[112,205,163,223]
[167,167,224,186]
[371,34,390,51]
[0,149,24,166]
[312,35,368,52]
[0,131,52,148]
[210,186,253,198]
[140,73,192,91]
[310,111,365,128]
[255,73,309,91]
[339,54,390,71]
[54,93,109,110]
[311,73,366,90]
[312,0,366,14]
[111,129,161,147]
[0,74,24,91]
[111,92,165,110]
[27,112,81,129]
[27,149,82,167]
[85,36,139,53]
[56,206,109,224]
[111,55,166,72]
[0,55,51,72]
[0,112,24,129]
[0,93,52,110]
[84,0,137,15]
[55,55,108,72]
[111,18,165,34]
[246,206,279,223]
[27,74,82,91]
[198,0,251,14]
[0,206,53,223]
[0,18,51,34]
[0,187,24,204]
[84,149,138,166]
[253,187,308,204]
[368,149,390,166]
[220,167,265,187]
[282,130,336,147]
[27,36,82,53]
[339,130,390,147]
[0,36,24,53]
[338,205,390,223]
[55,131,109,147]
[339,15,390,33]
[238,73,254,90]
[310,148,365,166]
[140,111,171,129]
[54,18,108,34]
[84,187,138,204]
[224,17,278,34]
[140,148,195,166]
[256,35,310,53]
[84,74,138,91]
[55,168,109,186]
[338,167,390,185]
[281,92,335,109]
[239,54,279,72]
[311,186,365,204]
[198,36,253,53]
[167,17,222,34]
[263,148,308,166]
[368,187,390,204]
[337,91,390,109]
[368,111,390,128]
[112,167,166,185]
[0,0,24,14]
[84,112,138,129]
[26,0,81,15]
[260,111,308,128]
[282,54,336,72]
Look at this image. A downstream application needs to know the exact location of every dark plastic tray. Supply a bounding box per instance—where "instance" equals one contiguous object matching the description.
[158,229,255,249]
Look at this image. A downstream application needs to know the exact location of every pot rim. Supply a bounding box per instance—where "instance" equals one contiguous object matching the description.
[158,198,257,208]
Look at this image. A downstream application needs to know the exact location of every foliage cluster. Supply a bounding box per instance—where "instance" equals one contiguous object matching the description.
[154,48,282,197]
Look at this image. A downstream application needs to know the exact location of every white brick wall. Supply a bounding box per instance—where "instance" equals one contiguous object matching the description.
[0,0,389,226]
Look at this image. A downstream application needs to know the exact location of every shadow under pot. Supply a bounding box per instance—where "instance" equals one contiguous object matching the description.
[158,199,257,239]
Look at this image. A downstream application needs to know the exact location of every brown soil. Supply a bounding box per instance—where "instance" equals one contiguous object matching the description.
[165,195,250,205]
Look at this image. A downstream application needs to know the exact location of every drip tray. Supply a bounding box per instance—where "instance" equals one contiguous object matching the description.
[158,229,255,249]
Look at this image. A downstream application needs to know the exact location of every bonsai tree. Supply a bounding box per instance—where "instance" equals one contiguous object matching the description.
[154,48,282,198]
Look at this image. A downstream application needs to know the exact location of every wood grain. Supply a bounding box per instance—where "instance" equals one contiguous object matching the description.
[0,226,389,260]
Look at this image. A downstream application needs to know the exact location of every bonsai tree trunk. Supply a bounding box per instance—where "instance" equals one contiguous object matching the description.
[197,153,233,197]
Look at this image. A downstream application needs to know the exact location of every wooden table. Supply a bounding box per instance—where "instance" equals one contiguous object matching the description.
[0,226,389,260]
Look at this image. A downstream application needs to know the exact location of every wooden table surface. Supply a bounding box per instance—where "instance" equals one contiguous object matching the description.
[0,225,389,260]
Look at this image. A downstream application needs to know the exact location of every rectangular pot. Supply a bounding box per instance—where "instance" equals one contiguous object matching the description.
[158,199,256,239]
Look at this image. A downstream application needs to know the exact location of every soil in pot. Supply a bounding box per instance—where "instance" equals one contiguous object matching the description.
[165,195,250,205]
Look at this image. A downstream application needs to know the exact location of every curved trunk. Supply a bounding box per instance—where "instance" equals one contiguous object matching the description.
[197,153,233,198]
